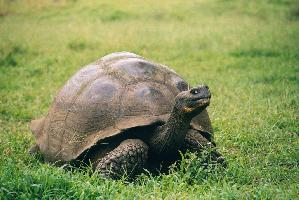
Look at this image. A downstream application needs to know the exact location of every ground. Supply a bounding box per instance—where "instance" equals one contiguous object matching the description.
[0,0,298,199]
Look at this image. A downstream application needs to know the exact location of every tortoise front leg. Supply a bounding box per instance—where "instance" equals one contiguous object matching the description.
[95,139,148,179]
[184,129,226,165]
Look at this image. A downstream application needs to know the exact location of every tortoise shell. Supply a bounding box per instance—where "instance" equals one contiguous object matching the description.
[30,52,212,163]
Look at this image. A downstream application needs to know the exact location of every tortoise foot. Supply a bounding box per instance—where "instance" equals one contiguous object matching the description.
[95,139,148,179]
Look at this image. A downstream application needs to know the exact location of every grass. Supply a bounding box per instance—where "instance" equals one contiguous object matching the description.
[0,0,298,199]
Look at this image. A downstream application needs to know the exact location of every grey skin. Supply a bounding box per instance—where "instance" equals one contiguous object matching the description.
[149,85,211,158]
[29,52,225,179]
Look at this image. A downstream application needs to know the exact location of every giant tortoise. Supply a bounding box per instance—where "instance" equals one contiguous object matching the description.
[30,52,224,178]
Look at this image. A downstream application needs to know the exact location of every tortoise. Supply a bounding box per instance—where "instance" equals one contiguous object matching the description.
[29,52,224,178]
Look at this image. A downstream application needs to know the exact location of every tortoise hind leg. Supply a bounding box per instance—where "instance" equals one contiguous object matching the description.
[30,117,45,137]
[95,139,148,179]
[28,144,40,155]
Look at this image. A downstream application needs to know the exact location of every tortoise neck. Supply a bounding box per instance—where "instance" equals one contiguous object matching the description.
[149,106,192,158]
[166,106,191,138]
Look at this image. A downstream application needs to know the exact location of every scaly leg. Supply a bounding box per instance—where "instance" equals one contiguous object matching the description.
[95,139,148,179]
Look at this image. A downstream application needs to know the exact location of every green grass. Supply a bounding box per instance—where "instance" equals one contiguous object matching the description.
[0,0,298,199]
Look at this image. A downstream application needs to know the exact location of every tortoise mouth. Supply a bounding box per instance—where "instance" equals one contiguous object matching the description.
[183,97,210,113]
[191,96,211,107]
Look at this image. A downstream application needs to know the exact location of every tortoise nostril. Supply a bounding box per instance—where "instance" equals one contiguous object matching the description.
[199,85,209,90]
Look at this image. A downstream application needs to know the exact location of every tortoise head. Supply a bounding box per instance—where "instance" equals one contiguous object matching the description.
[174,85,211,117]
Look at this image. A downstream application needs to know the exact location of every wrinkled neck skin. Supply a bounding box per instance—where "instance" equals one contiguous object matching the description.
[149,106,194,159]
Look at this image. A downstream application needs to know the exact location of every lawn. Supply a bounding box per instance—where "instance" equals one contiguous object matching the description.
[0,0,298,199]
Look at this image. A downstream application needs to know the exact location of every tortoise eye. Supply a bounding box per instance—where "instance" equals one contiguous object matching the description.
[190,88,199,94]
